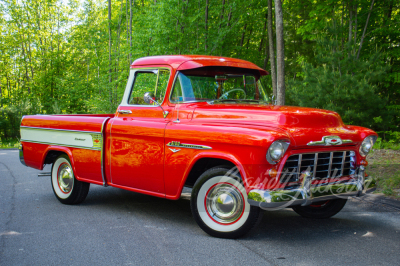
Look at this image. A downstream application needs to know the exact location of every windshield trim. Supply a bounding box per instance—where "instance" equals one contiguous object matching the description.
[169,71,269,104]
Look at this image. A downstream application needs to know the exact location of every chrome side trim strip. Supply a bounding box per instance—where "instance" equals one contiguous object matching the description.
[342,140,353,144]
[20,126,101,134]
[109,119,114,184]
[19,140,101,151]
[100,117,111,187]
[20,126,103,150]
[167,141,212,150]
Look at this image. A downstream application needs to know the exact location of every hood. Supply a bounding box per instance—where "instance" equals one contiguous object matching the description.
[190,102,364,148]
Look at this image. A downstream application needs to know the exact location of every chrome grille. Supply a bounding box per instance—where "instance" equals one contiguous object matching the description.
[281,151,355,183]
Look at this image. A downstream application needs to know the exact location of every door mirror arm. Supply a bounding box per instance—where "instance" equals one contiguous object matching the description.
[143,92,169,118]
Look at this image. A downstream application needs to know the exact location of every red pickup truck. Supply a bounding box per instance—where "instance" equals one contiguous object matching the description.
[19,55,377,238]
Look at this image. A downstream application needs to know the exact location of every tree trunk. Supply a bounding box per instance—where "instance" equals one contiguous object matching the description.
[274,0,285,105]
[245,27,252,49]
[219,0,225,30]
[129,0,133,64]
[238,24,247,56]
[0,80,2,107]
[126,0,129,68]
[259,12,267,52]
[341,2,344,51]
[263,38,269,70]
[267,0,277,100]
[108,0,112,104]
[356,0,375,60]
[353,3,357,55]
[226,8,232,27]
[205,0,209,52]
[348,1,353,57]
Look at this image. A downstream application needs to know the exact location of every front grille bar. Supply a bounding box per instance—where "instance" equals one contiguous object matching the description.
[327,152,333,178]
[297,154,302,176]
[341,151,346,175]
[281,151,355,183]
[312,153,318,179]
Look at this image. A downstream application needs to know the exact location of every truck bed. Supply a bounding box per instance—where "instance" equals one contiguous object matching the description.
[20,114,114,185]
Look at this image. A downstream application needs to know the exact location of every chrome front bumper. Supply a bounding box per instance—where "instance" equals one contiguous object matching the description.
[248,167,376,210]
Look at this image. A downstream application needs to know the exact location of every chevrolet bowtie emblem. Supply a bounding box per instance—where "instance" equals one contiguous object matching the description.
[307,136,353,146]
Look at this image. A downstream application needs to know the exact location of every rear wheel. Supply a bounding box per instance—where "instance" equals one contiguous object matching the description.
[51,154,90,205]
[191,166,261,238]
[292,199,347,219]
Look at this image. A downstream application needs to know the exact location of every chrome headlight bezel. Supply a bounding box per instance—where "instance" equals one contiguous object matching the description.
[266,140,290,164]
[359,135,377,157]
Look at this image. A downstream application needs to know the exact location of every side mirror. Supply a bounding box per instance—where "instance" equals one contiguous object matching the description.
[143,92,169,118]
[143,92,156,105]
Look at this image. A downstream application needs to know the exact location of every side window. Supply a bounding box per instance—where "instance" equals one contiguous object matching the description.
[128,69,170,105]
[155,69,170,102]
[170,73,210,102]
[171,75,183,102]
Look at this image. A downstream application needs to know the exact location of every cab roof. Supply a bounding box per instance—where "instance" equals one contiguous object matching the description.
[131,55,269,76]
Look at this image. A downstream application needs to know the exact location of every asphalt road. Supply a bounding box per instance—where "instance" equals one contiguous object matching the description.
[1,149,400,266]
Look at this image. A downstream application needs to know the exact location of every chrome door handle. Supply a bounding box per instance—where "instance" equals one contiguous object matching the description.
[118,110,132,114]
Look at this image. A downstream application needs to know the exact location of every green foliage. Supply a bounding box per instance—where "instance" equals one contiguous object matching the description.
[374,132,400,150]
[0,137,19,149]
[288,36,391,130]
[0,0,398,137]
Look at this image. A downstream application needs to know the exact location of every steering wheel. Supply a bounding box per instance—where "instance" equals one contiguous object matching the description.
[219,88,246,99]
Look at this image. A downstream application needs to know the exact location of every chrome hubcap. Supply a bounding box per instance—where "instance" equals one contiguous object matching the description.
[57,163,73,193]
[206,183,244,224]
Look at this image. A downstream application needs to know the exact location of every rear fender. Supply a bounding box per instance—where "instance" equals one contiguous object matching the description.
[42,146,79,179]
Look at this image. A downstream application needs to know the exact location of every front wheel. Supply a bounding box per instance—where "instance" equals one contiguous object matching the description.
[51,154,90,205]
[292,199,347,219]
[191,166,261,238]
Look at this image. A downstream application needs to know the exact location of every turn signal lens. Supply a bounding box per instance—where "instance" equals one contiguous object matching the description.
[360,160,368,167]
[268,168,278,178]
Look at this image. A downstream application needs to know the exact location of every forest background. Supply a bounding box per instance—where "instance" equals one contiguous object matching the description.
[0,0,399,146]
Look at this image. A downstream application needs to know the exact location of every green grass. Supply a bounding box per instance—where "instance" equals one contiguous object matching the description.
[374,133,400,150]
[373,139,400,150]
[368,149,400,199]
[0,138,20,149]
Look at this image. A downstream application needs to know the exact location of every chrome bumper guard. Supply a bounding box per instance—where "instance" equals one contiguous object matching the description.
[19,144,26,166]
[248,167,376,210]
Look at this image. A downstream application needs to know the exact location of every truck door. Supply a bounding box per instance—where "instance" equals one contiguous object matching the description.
[108,68,171,194]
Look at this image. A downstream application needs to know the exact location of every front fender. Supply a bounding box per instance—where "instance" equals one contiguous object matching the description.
[165,151,246,200]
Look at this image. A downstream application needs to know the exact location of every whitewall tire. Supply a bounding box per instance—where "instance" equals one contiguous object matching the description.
[51,154,90,205]
[191,166,261,238]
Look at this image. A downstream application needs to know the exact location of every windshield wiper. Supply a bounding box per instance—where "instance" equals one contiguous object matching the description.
[209,99,267,104]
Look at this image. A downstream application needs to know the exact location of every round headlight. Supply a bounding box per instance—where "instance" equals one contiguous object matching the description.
[359,136,376,157]
[269,142,284,160]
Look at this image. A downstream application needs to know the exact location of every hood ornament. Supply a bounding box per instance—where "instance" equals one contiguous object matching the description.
[307,136,353,146]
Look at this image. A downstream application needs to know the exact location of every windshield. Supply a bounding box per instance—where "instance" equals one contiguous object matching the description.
[170,71,270,104]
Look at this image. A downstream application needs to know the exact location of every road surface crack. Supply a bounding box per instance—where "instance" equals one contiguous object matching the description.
[0,161,17,264]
